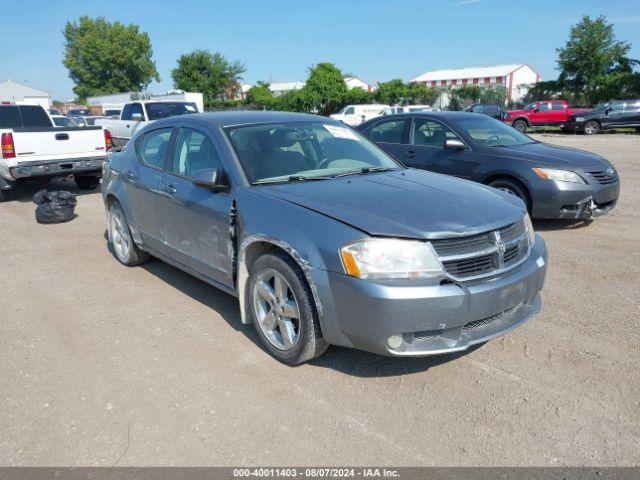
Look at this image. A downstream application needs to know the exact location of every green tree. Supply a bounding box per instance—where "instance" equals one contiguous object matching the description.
[406,82,438,105]
[63,16,160,100]
[557,15,637,98]
[303,63,348,115]
[172,50,245,109]
[342,87,375,106]
[245,83,273,109]
[375,79,408,105]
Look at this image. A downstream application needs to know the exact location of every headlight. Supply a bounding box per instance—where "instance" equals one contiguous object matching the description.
[575,117,585,122]
[532,168,585,184]
[340,238,444,279]
[524,213,535,247]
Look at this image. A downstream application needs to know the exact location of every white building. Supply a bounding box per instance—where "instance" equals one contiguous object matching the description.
[344,76,376,92]
[0,80,51,108]
[411,64,540,102]
[269,81,305,97]
[87,90,204,113]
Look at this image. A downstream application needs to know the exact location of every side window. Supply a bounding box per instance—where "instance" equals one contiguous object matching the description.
[551,103,564,111]
[486,105,499,115]
[137,128,173,169]
[472,105,485,113]
[130,103,145,120]
[410,119,459,147]
[537,103,550,112]
[369,119,408,143]
[121,104,132,120]
[171,128,222,179]
[344,107,355,115]
[610,101,624,112]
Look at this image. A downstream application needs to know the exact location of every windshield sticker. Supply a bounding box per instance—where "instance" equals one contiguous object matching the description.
[323,124,360,141]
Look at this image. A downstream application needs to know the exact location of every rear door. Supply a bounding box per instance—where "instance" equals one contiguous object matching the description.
[123,126,175,250]
[365,117,410,160]
[402,117,477,179]
[549,102,566,124]
[625,100,640,126]
[158,125,233,287]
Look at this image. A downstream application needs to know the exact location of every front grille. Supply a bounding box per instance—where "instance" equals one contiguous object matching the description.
[431,219,530,280]
[587,170,618,185]
[462,307,516,333]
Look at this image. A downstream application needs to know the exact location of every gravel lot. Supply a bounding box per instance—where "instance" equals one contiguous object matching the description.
[0,133,638,467]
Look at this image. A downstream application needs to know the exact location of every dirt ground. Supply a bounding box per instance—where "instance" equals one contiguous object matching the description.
[0,134,638,467]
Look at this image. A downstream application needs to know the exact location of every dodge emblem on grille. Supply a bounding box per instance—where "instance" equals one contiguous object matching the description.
[494,232,506,255]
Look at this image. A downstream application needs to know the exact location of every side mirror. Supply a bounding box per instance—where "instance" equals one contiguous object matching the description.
[131,113,144,121]
[445,139,465,151]
[192,168,226,191]
[532,108,539,113]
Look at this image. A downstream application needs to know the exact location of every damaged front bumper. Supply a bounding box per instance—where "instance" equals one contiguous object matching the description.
[531,178,620,219]
[311,236,548,357]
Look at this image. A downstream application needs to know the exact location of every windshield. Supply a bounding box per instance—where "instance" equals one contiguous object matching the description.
[145,102,198,120]
[456,115,536,147]
[225,121,402,184]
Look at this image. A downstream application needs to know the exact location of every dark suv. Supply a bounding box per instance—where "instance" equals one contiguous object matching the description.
[564,99,640,134]
[463,103,504,120]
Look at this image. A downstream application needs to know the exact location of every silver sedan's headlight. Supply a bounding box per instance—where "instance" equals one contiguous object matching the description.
[533,168,586,184]
[340,238,444,279]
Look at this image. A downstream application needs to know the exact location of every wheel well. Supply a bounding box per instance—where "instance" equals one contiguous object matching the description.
[483,174,532,212]
[242,241,297,276]
[105,194,118,207]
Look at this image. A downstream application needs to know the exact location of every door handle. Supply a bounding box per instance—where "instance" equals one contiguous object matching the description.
[162,184,176,195]
[403,150,416,159]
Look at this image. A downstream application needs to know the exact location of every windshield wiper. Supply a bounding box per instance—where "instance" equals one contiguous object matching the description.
[332,167,397,178]
[252,175,333,185]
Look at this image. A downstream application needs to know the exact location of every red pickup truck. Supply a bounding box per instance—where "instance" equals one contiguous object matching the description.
[503,100,591,133]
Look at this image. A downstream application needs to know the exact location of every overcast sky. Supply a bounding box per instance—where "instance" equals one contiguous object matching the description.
[2,0,640,100]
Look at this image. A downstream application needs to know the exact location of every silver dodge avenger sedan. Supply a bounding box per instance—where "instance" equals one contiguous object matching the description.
[102,111,547,365]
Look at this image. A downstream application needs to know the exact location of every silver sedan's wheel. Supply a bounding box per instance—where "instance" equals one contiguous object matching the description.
[107,201,149,266]
[110,207,132,261]
[252,269,300,350]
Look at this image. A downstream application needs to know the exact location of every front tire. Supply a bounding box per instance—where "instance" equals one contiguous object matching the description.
[489,179,531,212]
[513,119,528,133]
[249,252,328,365]
[583,121,600,135]
[108,201,149,266]
[75,175,100,190]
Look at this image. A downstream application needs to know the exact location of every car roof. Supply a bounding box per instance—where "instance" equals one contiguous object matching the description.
[151,110,335,128]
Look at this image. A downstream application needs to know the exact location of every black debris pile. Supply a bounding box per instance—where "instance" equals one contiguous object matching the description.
[33,189,78,224]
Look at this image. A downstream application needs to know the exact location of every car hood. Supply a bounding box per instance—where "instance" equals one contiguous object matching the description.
[491,142,612,170]
[256,169,526,239]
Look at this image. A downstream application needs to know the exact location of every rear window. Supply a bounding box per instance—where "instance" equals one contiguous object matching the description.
[0,105,52,128]
[145,102,198,120]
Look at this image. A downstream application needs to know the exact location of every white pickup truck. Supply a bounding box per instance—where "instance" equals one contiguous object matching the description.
[95,100,198,148]
[0,104,110,201]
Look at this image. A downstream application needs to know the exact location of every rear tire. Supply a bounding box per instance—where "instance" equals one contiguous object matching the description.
[489,178,531,212]
[0,189,9,202]
[107,201,149,266]
[75,175,100,190]
[583,121,600,135]
[513,120,528,133]
[248,252,328,365]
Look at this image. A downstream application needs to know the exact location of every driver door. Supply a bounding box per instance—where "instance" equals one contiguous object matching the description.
[158,125,233,288]
[400,117,478,179]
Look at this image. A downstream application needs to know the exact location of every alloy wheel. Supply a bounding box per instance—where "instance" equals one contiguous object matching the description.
[109,208,132,261]
[252,269,301,350]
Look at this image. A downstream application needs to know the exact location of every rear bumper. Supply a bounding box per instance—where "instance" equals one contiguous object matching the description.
[531,178,620,219]
[312,237,547,357]
[8,157,106,180]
